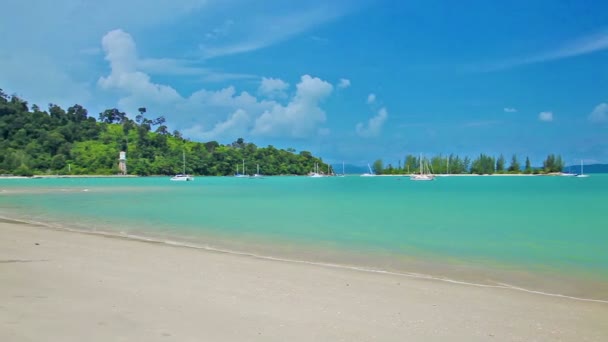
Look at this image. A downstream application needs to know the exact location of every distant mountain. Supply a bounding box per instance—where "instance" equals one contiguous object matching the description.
[565,164,608,174]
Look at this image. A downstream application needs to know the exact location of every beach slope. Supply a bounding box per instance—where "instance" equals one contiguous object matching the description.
[1,221,606,341]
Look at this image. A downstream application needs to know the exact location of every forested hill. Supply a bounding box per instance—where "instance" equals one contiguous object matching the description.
[0,90,328,176]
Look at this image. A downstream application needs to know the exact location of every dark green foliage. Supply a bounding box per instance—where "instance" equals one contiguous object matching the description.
[470,154,496,174]
[372,159,383,174]
[0,91,328,176]
[508,155,520,173]
[496,154,505,173]
[543,154,564,173]
[374,153,562,175]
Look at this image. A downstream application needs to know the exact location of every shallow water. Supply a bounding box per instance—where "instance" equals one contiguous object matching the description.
[2,175,607,300]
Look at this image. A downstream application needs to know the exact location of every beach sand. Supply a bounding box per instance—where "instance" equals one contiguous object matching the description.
[1,221,607,341]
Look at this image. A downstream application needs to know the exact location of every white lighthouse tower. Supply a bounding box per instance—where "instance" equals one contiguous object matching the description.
[118,151,127,175]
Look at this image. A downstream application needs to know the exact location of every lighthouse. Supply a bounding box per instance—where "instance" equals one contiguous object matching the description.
[118,151,127,175]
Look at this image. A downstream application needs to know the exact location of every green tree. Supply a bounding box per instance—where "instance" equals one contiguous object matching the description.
[507,155,520,173]
[496,154,505,173]
[524,157,532,174]
[372,159,383,174]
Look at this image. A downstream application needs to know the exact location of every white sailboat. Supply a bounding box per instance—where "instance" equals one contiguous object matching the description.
[575,160,590,178]
[170,151,194,181]
[235,159,247,177]
[309,163,325,177]
[410,154,434,181]
[250,164,264,179]
[360,163,376,177]
[337,161,346,177]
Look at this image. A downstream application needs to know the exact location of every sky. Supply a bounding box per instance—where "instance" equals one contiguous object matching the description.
[1,0,608,166]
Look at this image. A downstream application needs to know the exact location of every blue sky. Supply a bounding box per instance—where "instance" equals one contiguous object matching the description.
[1,0,607,166]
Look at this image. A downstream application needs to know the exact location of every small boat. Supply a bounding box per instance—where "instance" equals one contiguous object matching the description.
[250,164,264,179]
[337,161,346,177]
[170,174,194,181]
[575,160,590,178]
[410,154,434,181]
[360,163,376,177]
[309,163,326,177]
[171,151,194,181]
[235,159,247,177]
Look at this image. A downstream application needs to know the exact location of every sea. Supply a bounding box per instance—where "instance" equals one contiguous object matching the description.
[1,174,607,302]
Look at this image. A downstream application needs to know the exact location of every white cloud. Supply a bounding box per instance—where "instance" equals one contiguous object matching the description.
[0,0,355,116]
[503,107,518,113]
[258,77,290,99]
[183,109,251,141]
[338,78,351,89]
[199,3,362,59]
[252,75,334,137]
[589,103,608,123]
[98,30,181,104]
[539,111,554,122]
[97,29,334,141]
[475,30,608,71]
[356,107,388,137]
[367,93,376,104]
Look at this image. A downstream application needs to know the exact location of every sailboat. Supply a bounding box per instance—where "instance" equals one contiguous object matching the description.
[337,161,346,177]
[360,163,376,177]
[170,151,194,181]
[410,154,434,181]
[250,164,264,179]
[309,163,325,177]
[235,159,247,178]
[575,160,590,178]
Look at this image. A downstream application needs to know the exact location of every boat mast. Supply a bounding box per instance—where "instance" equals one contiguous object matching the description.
[182,151,186,174]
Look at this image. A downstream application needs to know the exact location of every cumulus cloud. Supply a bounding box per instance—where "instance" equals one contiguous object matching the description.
[258,77,290,99]
[539,111,553,122]
[338,78,351,89]
[183,109,251,141]
[252,75,333,137]
[367,93,376,104]
[98,29,181,104]
[356,107,388,137]
[589,103,608,123]
[97,30,334,141]
[503,107,518,113]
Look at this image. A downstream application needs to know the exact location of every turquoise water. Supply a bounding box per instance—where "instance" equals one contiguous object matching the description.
[2,175,607,299]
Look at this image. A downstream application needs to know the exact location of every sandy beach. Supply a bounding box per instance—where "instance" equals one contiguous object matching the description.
[1,220,607,342]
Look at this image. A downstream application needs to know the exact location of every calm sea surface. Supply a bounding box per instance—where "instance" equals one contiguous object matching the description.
[2,175,607,300]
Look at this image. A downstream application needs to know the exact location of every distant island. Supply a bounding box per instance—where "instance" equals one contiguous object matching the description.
[1,89,599,177]
[368,153,576,176]
[0,89,328,176]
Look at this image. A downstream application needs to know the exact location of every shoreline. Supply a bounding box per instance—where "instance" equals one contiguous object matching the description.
[4,215,608,304]
[2,208,607,304]
[1,172,595,180]
[2,219,607,341]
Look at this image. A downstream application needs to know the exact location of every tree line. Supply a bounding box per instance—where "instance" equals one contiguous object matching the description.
[0,89,328,176]
[372,153,565,175]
